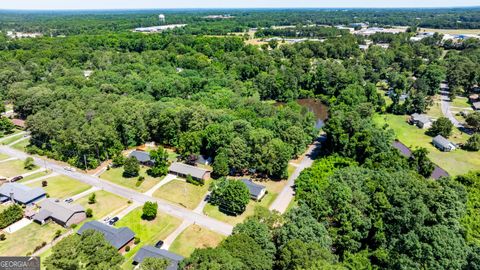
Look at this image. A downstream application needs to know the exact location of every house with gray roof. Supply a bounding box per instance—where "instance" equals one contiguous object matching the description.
[32,198,86,227]
[133,246,183,270]
[78,220,135,250]
[0,183,46,205]
[169,162,211,181]
[128,150,154,166]
[410,113,432,129]
[473,102,480,111]
[432,135,456,152]
[240,179,267,201]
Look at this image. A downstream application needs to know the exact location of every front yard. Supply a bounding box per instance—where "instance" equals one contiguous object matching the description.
[76,190,129,221]
[169,224,225,257]
[0,159,38,177]
[100,166,161,193]
[153,179,211,209]
[27,175,91,199]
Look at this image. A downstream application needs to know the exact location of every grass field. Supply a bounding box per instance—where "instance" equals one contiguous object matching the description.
[76,190,129,220]
[169,224,225,257]
[100,166,160,193]
[27,175,91,199]
[0,222,66,256]
[426,95,443,119]
[373,113,480,176]
[0,153,9,160]
[153,179,211,209]
[11,139,29,151]
[419,28,480,35]
[203,192,277,225]
[1,133,26,145]
[116,207,182,269]
[0,159,38,177]
[18,171,52,183]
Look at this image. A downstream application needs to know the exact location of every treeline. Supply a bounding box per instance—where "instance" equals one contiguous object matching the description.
[255,26,349,38]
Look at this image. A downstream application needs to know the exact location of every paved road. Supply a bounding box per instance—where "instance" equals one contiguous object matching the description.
[0,145,233,235]
[269,136,323,213]
[439,87,464,128]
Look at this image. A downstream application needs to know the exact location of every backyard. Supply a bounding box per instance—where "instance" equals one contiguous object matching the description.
[373,113,480,176]
[153,179,212,209]
[27,175,91,199]
[100,166,161,193]
[169,224,225,257]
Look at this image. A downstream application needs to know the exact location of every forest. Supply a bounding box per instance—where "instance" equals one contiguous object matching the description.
[0,9,480,269]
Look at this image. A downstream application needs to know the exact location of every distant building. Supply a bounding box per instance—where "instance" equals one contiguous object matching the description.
[168,162,211,181]
[128,150,154,166]
[133,245,183,270]
[0,183,46,205]
[159,14,165,23]
[11,119,26,129]
[240,179,267,201]
[410,113,432,129]
[134,24,187,33]
[78,221,135,251]
[432,135,456,152]
[32,198,86,227]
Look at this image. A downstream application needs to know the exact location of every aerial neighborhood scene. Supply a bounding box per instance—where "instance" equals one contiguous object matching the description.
[1,0,480,269]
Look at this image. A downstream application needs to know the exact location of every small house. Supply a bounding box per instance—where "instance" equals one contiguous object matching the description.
[432,135,456,152]
[240,179,267,201]
[11,119,26,129]
[133,246,184,270]
[473,102,480,111]
[78,221,135,251]
[0,183,46,205]
[410,113,432,129]
[32,198,86,227]
[168,162,211,181]
[128,150,154,166]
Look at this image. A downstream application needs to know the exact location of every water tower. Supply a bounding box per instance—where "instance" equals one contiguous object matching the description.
[159,14,165,23]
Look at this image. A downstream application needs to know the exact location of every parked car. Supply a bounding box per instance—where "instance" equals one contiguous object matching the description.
[9,175,23,182]
[108,216,119,225]
[103,217,111,223]
[155,240,164,248]
[64,198,73,203]
[63,167,76,172]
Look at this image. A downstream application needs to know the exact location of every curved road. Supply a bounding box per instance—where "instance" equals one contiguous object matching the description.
[439,89,464,128]
[0,145,233,235]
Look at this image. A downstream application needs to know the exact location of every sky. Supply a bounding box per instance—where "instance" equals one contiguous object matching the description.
[1,0,479,10]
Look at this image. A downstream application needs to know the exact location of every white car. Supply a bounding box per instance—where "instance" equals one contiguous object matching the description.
[64,166,76,172]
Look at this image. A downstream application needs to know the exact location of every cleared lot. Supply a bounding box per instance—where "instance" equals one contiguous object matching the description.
[100,167,160,193]
[169,224,225,257]
[153,179,211,209]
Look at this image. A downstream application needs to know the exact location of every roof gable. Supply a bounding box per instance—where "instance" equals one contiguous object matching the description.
[78,221,135,249]
[0,183,46,204]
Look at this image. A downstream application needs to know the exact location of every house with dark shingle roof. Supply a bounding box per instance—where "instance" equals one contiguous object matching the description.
[77,221,135,251]
[32,198,86,227]
[0,183,46,205]
[240,179,267,201]
[169,162,211,181]
[133,246,183,270]
[432,135,456,152]
[128,150,154,166]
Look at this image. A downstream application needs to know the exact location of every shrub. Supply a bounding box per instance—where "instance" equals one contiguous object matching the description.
[134,237,141,244]
[42,180,48,187]
[86,208,93,218]
[186,174,204,186]
[112,154,125,167]
[24,157,35,170]
[88,193,96,204]
[125,246,130,252]
[142,201,158,220]
[54,230,62,239]
[464,134,480,151]
[0,234,5,241]
[0,204,24,229]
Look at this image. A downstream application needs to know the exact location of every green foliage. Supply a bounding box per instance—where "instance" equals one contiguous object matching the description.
[147,147,169,177]
[86,208,93,218]
[220,234,273,270]
[44,229,123,269]
[464,133,480,151]
[111,154,125,168]
[140,257,169,270]
[466,112,480,132]
[123,157,140,178]
[209,179,250,216]
[277,239,341,270]
[428,117,454,138]
[212,150,229,178]
[179,247,244,270]
[88,192,96,204]
[0,117,14,136]
[233,218,276,259]
[456,171,480,245]
[23,157,35,170]
[408,147,435,177]
[0,204,23,229]
[186,174,203,186]
[142,201,158,220]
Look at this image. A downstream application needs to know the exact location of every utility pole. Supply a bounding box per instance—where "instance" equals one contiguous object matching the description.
[83,154,87,171]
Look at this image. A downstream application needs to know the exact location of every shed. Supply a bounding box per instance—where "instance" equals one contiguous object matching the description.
[78,221,135,250]
[168,162,210,181]
[133,246,183,270]
[240,179,267,201]
[432,135,456,152]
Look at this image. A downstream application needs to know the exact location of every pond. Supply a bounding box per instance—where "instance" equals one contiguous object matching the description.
[276,98,328,129]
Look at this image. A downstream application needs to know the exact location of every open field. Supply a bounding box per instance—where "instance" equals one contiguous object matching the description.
[76,190,129,220]
[419,28,480,35]
[1,133,26,145]
[0,159,38,177]
[169,224,225,257]
[100,166,161,193]
[153,179,211,209]
[0,222,66,256]
[27,175,91,199]
[18,171,52,183]
[203,192,277,225]
[116,207,182,269]
[373,113,480,176]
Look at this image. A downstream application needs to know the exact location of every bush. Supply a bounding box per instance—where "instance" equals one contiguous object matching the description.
[86,208,93,218]
[125,246,130,252]
[138,176,145,182]
[42,180,48,187]
[0,204,24,229]
[186,174,204,186]
[0,234,5,241]
[134,237,141,244]
[88,193,96,204]
[142,201,158,220]
[24,157,35,170]
[54,230,62,239]
[112,154,125,168]
[464,134,480,151]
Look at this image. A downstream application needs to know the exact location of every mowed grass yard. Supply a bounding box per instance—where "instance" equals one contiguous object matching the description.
[0,222,66,256]
[76,190,129,221]
[169,224,226,257]
[0,133,26,145]
[116,207,182,269]
[373,113,480,176]
[153,179,212,209]
[100,166,160,193]
[27,175,91,199]
[0,153,9,160]
[18,171,52,183]
[0,159,38,177]
[11,138,30,151]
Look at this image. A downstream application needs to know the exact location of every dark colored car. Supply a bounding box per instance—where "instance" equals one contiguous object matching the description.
[64,198,74,203]
[155,240,164,248]
[10,176,23,182]
[108,217,119,225]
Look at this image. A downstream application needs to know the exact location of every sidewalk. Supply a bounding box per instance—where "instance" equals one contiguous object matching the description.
[3,218,32,234]
[71,186,100,201]
[161,219,192,250]
[7,135,30,147]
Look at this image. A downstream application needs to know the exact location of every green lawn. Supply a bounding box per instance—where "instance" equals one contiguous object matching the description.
[373,113,480,176]
[287,164,296,177]
[76,190,129,221]
[203,192,277,225]
[116,207,182,269]
[451,96,471,109]
[100,166,161,193]
[27,175,91,199]
[426,96,443,119]
[18,170,52,183]
[0,222,66,256]
[169,224,225,257]
[11,138,30,151]
[0,153,9,160]
[0,159,38,177]
[1,133,26,145]
[153,179,211,209]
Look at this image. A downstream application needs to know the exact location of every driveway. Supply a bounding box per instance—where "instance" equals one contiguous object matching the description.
[3,218,32,234]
